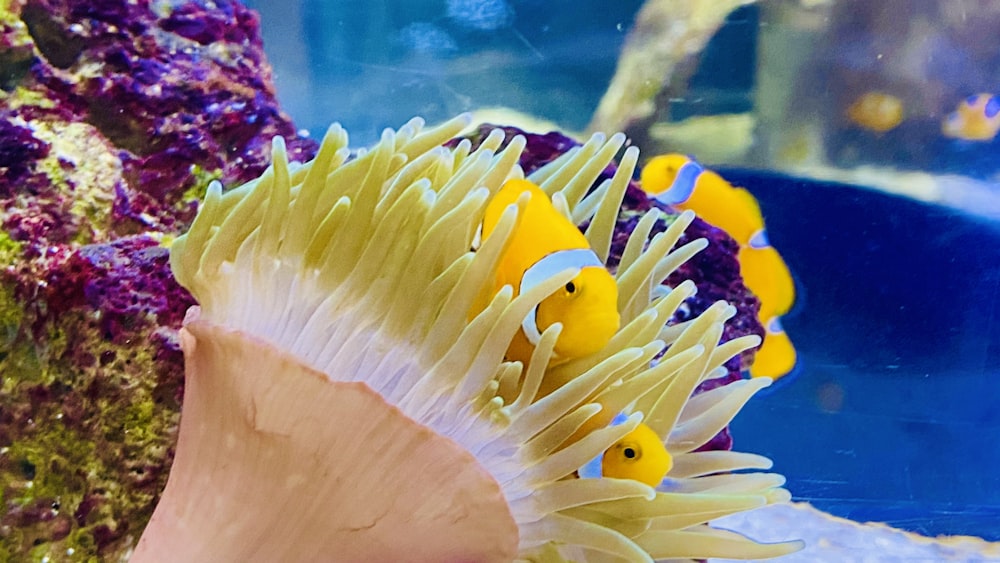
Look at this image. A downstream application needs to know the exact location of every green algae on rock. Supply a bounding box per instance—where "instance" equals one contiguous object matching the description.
[0,236,191,559]
[0,0,312,559]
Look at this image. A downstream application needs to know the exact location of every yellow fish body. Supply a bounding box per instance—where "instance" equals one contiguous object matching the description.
[481,179,620,365]
[640,154,764,247]
[602,422,672,487]
[640,154,798,380]
[750,318,797,379]
[846,91,904,133]
[942,93,1000,141]
[738,243,795,320]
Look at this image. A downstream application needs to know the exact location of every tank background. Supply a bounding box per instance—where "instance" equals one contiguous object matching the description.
[723,168,1000,541]
[244,0,644,144]
[753,0,1000,178]
[245,0,1000,542]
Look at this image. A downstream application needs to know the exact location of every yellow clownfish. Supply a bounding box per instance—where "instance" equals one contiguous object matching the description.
[602,422,672,487]
[480,178,620,366]
[942,94,1000,141]
[846,91,904,133]
[640,155,797,380]
[640,154,764,247]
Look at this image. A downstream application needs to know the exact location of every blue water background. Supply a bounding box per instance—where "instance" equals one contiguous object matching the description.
[724,170,1000,541]
[244,0,1000,540]
[245,0,645,144]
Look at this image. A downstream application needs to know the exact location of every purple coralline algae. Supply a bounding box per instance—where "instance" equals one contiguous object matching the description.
[0,0,314,559]
[456,124,767,451]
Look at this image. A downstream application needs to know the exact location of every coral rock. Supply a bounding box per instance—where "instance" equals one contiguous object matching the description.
[0,1,313,559]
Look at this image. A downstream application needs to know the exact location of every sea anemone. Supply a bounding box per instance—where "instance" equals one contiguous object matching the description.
[134,115,801,561]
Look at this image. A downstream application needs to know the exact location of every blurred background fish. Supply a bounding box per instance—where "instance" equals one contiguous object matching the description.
[845,91,904,133]
[942,93,1000,141]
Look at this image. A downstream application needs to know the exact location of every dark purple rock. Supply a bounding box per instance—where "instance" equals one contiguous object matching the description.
[51,236,196,342]
[0,114,50,196]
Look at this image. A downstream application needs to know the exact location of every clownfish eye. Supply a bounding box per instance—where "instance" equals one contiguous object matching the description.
[565,281,576,294]
[620,441,641,461]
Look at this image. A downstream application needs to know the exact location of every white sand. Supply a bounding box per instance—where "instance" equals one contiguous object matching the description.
[712,502,1000,562]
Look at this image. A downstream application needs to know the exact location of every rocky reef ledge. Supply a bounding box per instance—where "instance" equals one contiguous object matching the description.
[0,0,313,558]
